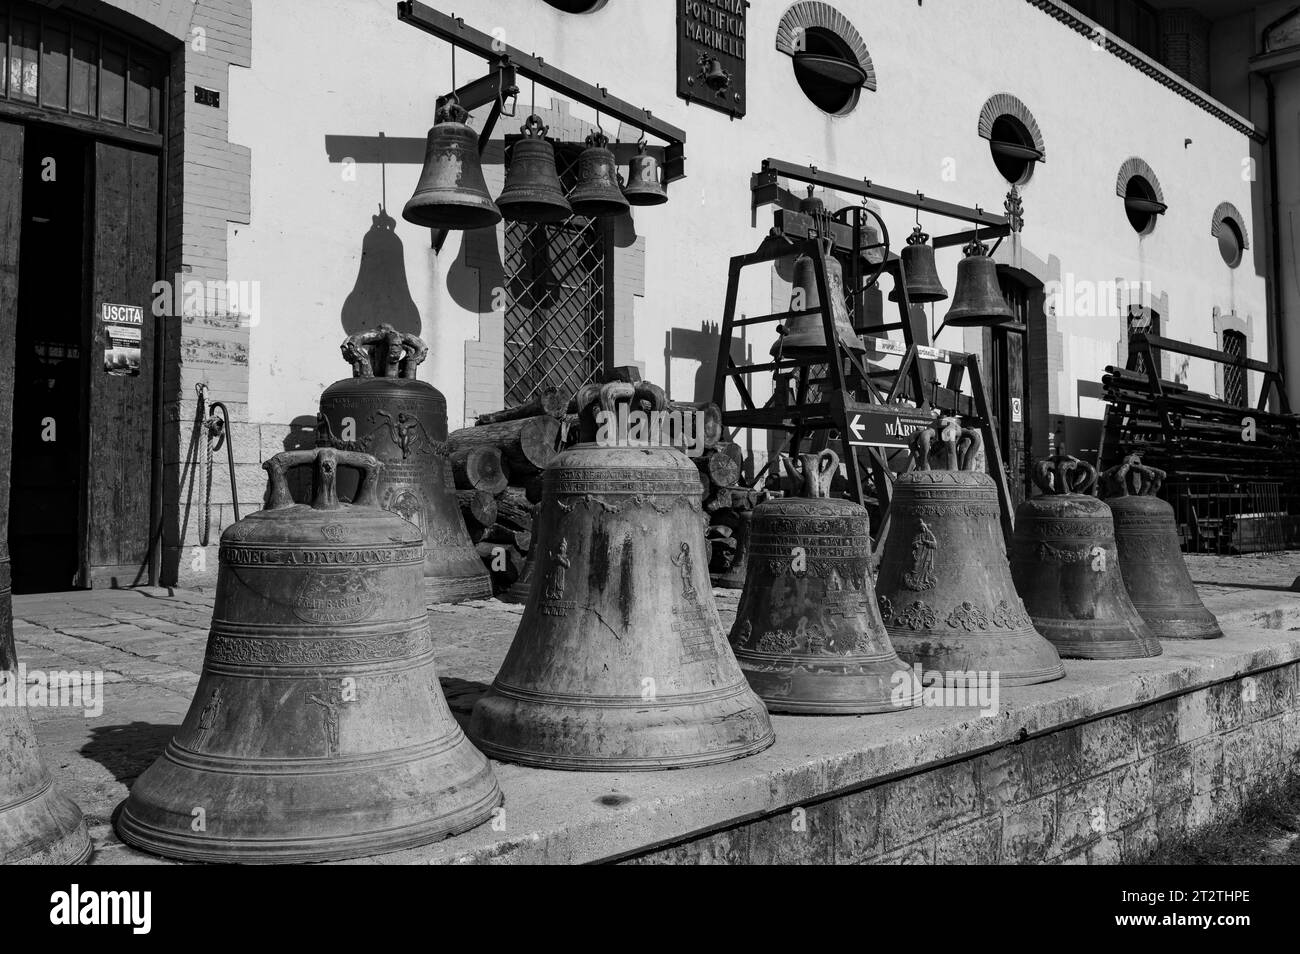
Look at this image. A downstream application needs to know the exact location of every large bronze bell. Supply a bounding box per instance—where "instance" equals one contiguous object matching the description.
[471,381,774,770]
[497,114,572,224]
[117,448,502,863]
[622,140,668,206]
[877,418,1065,685]
[0,569,91,864]
[730,450,920,714]
[568,129,629,218]
[771,240,865,358]
[1010,456,1162,659]
[945,240,1016,327]
[1102,455,1223,640]
[318,325,491,604]
[402,94,502,231]
[889,226,948,303]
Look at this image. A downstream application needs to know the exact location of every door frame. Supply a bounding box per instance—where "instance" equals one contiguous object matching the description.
[0,58,172,588]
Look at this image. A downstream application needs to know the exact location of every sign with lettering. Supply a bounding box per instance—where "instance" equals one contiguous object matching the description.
[677,0,747,118]
[101,302,143,324]
[843,402,935,450]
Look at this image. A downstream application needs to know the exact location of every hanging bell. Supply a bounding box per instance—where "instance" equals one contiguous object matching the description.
[771,242,865,358]
[876,417,1065,685]
[944,240,1016,327]
[471,381,774,770]
[117,448,502,862]
[0,561,91,863]
[1101,455,1223,640]
[402,94,502,231]
[730,450,920,714]
[318,325,491,604]
[623,141,668,206]
[497,114,572,224]
[568,129,629,218]
[889,226,948,303]
[1010,456,1162,659]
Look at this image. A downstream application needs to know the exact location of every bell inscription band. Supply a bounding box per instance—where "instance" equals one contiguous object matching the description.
[318,325,491,604]
[117,448,501,863]
[1010,455,1162,659]
[876,417,1066,686]
[471,380,774,770]
[729,450,920,714]
[1102,455,1223,640]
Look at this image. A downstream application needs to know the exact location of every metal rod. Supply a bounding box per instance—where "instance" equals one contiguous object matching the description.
[760,158,1010,228]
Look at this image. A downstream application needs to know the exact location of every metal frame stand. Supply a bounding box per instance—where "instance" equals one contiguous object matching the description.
[714,159,1018,549]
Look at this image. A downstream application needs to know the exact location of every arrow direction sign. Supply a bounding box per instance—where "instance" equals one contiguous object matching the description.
[842,403,935,450]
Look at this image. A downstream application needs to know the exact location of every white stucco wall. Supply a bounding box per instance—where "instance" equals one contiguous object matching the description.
[227,0,1269,431]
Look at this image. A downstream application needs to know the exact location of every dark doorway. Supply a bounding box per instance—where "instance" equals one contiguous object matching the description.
[9,127,87,593]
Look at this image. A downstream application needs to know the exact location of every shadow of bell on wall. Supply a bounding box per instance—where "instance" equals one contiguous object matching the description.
[341,206,422,337]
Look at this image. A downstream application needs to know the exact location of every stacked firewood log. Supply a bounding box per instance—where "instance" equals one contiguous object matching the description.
[449,388,566,595]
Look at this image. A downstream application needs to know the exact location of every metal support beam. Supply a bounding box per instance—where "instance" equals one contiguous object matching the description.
[399,2,686,177]
[756,159,1010,228]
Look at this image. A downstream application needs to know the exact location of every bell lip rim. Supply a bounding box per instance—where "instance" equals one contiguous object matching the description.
[623,191,669,206]
[943,312,1019,327]
[113,781,503,863]
[400,199,503,231]
[888,289,949,303]
[567,200,631,217]
[469,729,776,771]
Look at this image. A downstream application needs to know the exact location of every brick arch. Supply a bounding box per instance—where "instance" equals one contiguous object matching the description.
[1116,157,1164,203]
[978,93,1046,161]
[1211,201,1250,249]
[775,2,876,92]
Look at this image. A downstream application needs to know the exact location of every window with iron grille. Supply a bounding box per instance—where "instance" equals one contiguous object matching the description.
[1223,329,1246,407]
[502,142,611,406]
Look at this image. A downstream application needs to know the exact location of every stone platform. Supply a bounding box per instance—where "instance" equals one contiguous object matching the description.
[11,552,1300,864]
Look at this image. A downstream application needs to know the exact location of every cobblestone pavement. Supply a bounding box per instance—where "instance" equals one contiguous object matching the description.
[8,550,1300,864]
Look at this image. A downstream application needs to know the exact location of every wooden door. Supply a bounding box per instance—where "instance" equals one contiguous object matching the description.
[0,120,23,613]
[81,141,158,587]
[993,275,1031,506]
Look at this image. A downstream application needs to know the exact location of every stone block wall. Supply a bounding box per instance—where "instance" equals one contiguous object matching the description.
[623,663,1300,864]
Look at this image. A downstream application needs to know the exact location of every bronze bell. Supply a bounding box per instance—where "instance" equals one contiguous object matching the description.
[318,325,491,604]
[771,240,865,358]
[568,129,629,218]
[730,450,920,714]
[945,240,1016,327]
[876,417,1065,686]
[497,114,572,224]
[471,380,774,770]
[403,94,502,231]
[623,141,668,206]
[1010,456,1162,659]
[117,448,502,862]
[0,562,91,863]
[1102,455,1223,640]
[889,226,948,303]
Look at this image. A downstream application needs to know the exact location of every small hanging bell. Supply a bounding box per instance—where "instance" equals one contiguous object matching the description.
[623,141,668,206]
[568,129,629,218]
[945,239,1016,327]
[497,114,572,224]
[889,226,948,303]
[402,95,502,231]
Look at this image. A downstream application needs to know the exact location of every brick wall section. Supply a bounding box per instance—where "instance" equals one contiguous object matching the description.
[622,663,1300,864]
[154,0,254,587]
[1160,10,1211,93]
